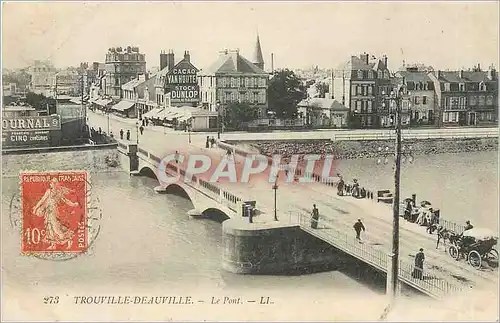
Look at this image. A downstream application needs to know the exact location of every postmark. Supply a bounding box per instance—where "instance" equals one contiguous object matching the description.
[20,171,90,256]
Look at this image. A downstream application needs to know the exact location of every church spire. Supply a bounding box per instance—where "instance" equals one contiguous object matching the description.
[252,33,264,70]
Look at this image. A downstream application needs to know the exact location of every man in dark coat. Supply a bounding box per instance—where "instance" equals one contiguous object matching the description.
[337,177,345,196]
[126,130,131,141]
[119,129,124,140]
[412,248,425,280]
[311,204,319,229]
[353,219,366,240]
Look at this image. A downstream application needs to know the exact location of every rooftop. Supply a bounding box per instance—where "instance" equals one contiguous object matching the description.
[202,50,267,75]
[437,70,495,83]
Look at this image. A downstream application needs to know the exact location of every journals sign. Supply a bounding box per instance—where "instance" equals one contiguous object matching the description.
[2,130,51,148]
[2,116,61,132]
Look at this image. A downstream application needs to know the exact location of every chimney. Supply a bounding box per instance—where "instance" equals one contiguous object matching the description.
[184,50,191,62]
[383,55,388,69]
[459,70,464,78]
[160,50,168,70]
[437,70,442,79]
[167,50,175,71]
[138,74,146,82]
[488,66,496,80]
[360,52,369,65]
[478,63,481,71]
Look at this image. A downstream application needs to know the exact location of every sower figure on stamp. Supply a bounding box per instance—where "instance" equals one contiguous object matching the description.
[311,204,320,229]
[32,178,80,250]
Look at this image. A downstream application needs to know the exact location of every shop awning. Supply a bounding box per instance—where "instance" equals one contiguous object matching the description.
[112,100,135,111]
[177,115,191,122]
[143,108,162,118]
[94,99,112,106]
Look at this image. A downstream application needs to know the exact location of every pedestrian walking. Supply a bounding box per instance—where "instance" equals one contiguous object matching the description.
[120,129,124,140]
[352,179,360,198]
[98,127,102,135]
[126,130,130,141]
[139,125,144,135]
[337,176,345,196]
[175,151,179,164]
[210,137,216,148]
[205,136,210,148]
[310,204,319,229]
[353,219,365,240]
[404,199,412,221]
[412,248,425,280]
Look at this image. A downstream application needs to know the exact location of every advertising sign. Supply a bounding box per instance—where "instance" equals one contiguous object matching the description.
[2,115,61,132]
[166,62,200,104]
[2,130,51,148]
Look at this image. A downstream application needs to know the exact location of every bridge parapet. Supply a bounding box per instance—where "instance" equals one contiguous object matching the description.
[132,148,249,216]
[293,212,462,300]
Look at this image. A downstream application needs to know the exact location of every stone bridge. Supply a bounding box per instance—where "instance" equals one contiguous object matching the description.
[117,141,246,220]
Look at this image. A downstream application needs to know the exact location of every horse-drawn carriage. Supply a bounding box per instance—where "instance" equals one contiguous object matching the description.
[448,228,498,269]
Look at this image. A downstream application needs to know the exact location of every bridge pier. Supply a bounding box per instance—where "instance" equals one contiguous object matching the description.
[117,142,139,173]
[222,218,340,274]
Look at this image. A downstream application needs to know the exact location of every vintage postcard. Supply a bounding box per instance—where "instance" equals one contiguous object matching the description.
[1,1,499,322]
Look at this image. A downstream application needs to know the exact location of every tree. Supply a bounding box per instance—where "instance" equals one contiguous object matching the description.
[25,92,56,114]
[314,82,329,98]
[224,102,259,128]
[268,69,306,119]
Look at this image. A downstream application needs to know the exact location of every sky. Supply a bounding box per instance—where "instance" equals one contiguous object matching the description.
[2,1,499,72]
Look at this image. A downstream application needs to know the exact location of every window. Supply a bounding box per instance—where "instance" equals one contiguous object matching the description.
[355,100,361,112]
[422,96,427,104]
[414,96,420,105]
[357,70,363,79]
[478,96,485,106]
[384,71,389,79]
[479,82,486,91]
[444,97,450,108]
[377,71,383,79]
[351,85,357,94]
[451,112,458,122]
[253,92,259,103]
[368,86,373,95]
[459,83,465,91]
[486,95,494,105]
[367,101,372,113]
[444,83,450,91]
[470,96,477,106]
[356,85,361,95]
[363,86,367,96]
[368,71,373,79]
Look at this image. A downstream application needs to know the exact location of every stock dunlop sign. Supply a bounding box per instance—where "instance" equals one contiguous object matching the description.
[166,60,200,104]
[2,115,61,132]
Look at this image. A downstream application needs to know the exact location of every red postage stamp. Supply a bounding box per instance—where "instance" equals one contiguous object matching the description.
[20,171,88,254]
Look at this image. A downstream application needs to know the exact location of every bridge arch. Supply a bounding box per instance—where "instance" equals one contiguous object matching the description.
[165,183,193,202]
[139,166,157,179]
[201,207,230,223]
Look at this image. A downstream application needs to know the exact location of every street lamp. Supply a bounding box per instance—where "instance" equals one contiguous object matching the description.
[106,106,111,135]
[378,78,411,304]
[188,117,195,144]
[135,121,139,145]
[272,174,279,221]
[216,101,221,139]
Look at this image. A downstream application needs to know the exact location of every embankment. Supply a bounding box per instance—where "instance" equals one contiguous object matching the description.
[229,137,498,160]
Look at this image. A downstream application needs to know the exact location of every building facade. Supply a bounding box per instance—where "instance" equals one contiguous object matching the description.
[52,68,80,97]
[28,60,57,96]
[428,65,498,127]
[395,67,436,126]
[331,53,391,128]
[104,46,146,100]
[198,48,269,117]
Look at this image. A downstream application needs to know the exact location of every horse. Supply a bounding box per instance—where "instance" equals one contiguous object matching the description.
[435,226,459,249]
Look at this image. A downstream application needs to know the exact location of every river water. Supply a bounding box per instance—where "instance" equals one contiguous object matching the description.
[1,148,498,321]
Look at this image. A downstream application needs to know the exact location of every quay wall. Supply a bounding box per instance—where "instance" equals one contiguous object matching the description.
[227,137,498,160]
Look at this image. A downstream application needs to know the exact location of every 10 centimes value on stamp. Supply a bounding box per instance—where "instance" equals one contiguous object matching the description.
[12,170,103,261]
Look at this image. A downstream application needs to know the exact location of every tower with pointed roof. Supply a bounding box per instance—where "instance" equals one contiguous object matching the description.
[252,34,264,71]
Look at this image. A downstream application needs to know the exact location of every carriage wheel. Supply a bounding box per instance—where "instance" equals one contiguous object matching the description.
[487,248,499,264]
[468,250,482,269]
[448,246,460,260]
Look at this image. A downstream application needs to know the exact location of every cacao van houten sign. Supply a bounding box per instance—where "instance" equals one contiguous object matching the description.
[2,116,61,132]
